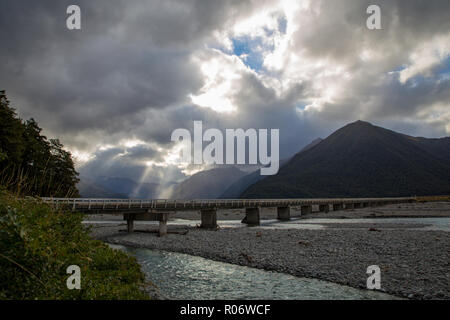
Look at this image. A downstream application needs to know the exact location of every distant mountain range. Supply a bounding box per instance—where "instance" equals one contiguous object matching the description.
[77,121,450,199]
[170,166,247,199]
[220,138,323,198]
[241,120,450,198]
[77,178,127,199]
[173,138,324,200]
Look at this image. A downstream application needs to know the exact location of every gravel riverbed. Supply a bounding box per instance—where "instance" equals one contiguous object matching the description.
[88,202,450,300]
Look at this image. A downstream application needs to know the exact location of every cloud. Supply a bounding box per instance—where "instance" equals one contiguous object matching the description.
[1,0,449,188]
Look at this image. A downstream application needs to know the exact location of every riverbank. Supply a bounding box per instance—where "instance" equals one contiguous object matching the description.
[88,202,450,300]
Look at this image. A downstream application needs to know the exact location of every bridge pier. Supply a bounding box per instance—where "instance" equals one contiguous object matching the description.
[319,204,329,213]
[126,213,134,233]
[333,203,344,211]
[158,213,168,237]
[200,208,218,229]
[243,207,260,226]
[277,206,290,221]
[124,211,170,236]
[301,205,312,215]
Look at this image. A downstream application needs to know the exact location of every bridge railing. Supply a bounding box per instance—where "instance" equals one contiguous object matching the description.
[39,196,415,212]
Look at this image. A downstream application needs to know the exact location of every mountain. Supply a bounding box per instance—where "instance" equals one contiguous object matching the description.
[171,167,247,199]
[77,178,128,199]
[405,136,450,161]
[219,168,262,199]
[241,121,450,198]
[299,137,323,152]
[78,176,159,199]
[96,176,159,199]
[220,138,322,198]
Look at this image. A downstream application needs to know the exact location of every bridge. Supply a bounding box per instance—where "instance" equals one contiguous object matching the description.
[41,197,415,236]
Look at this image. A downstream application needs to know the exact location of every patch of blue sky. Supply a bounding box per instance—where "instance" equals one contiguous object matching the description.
[435,56,450,78]
[232,36,274,72]
[401,73,445,88]
[294,103,308,112]
[391,56,450,85]
[390,65,407,73]
[263,27,275,37]
[210,14,286,73]
[278,16,287,34]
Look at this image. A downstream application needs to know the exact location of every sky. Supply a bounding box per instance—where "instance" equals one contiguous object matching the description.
[1,0,449,195]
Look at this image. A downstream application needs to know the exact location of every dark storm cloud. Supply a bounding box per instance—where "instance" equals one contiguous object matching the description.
[0,0,258,145]
[291,0,450,66]
[1,1,202,139]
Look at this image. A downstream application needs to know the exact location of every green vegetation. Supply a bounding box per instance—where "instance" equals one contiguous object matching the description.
[415,195,450,203]
[0,91,79,197]
[0,91,150,299]
[0,189,150,299]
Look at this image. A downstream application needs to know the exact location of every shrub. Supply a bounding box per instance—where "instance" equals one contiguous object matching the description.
[0,190,150,299]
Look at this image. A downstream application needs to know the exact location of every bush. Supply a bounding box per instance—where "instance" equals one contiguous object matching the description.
[0,189,150,299]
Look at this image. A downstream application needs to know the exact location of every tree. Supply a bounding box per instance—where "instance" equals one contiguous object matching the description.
[0,90,80,197]
[47,139,80,197]
[0,91,24,168]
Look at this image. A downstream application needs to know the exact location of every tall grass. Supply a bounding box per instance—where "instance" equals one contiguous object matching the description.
[0,163,79,198]
[0,188,151,299]
[415,195,450,203]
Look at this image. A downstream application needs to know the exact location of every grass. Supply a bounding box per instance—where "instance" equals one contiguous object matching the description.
[414,195,450,203]
[0,187,150,300]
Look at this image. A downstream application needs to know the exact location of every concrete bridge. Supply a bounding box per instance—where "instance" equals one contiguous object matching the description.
[41,197,415,236]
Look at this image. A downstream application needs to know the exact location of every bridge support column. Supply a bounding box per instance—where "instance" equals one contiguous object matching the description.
[277,206,290,221]
[243,207,260,226]
[345,203,354,210]
[158,212,169,237]
[127,214,134,233]
[319,204,329,213]
[200,209,218,229]
[333,203,344,211]
[301,205,312,215]
[354,203,362,209]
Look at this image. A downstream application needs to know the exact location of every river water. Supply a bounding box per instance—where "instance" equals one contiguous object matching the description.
[97,217,449,299]
[110,244,400,300]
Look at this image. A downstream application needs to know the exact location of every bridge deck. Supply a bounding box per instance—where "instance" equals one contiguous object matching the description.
[40,197,416,236]
[41,197,415,213]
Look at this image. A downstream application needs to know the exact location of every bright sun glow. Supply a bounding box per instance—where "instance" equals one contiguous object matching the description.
[71,150,95,165]
[121,139,146,148]
[190,52,243,113]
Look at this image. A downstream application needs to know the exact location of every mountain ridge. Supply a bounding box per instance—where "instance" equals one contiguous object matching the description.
[220,138,323,198]
[171,166,247,199]
[241,120,450,198]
